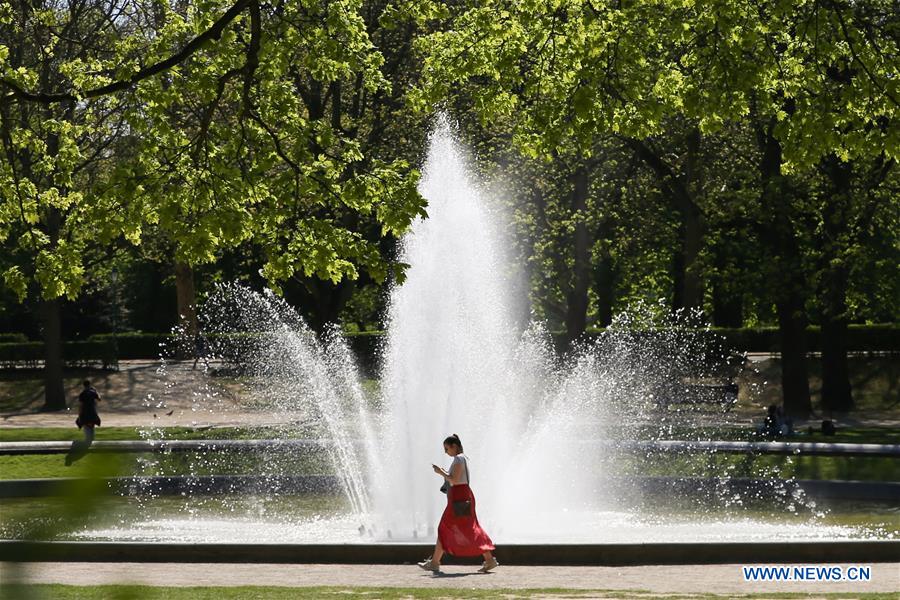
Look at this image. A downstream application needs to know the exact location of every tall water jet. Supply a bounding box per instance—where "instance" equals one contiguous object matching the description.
[367,119,758,541]
[374,118,530,537]
[370,118,627,540]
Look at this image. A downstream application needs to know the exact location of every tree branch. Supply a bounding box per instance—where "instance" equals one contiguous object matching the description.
[241,0,261,118]
[1,0,254,106]
[622,136,699,215]
[0,106,38,251]
[830,1,900,108]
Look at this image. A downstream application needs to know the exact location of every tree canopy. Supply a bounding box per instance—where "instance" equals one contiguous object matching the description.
[1,0,427,304]
[1,0,897,416]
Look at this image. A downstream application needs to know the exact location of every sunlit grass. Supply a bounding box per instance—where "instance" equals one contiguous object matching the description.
[0,493,350,540]
[3,447,896,482]
[0,426,285,443]
[620,452,900,482]
[0,446,332,480]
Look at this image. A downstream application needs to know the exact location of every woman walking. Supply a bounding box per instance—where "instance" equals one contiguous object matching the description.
[65,379,102,466]
[418,434,498,573]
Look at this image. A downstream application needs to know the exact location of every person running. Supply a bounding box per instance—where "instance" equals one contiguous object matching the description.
[418,434,498,573]
[65,380,102,465]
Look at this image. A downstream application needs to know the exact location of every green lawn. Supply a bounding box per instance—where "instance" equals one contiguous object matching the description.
[0,586,898,600]
[3,424,897,444]
[0,426,332,480]
[632,425,900,445]
[0,452,135,480]
[0,446,331,480]
[0,426,277,443]
[2,446,896,482]
[626,452,900,482]
[2,425,897,482]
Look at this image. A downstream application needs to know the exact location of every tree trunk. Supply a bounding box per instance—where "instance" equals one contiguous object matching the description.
[41,297,67,411]
[819,156,854,413]
[565,164,590,343]
[757,121,811,417]
[819,256,853,412]
[316,279,356,332]
[773,215,812,418]
[711,245,743,327]
[593,242,614,327]
[671,225,686,312]
[626,134,704,314]
[40,108,69,411]
[821,313,853,413]
[819,268,854,413]
[671,211,705,313]
[671,209,705,313]
[289,277,358,333]
[776,292,812,417]
[682,203,703,312]
[711,281,743,327]
[593,166,625,328]
[174,261,197,336]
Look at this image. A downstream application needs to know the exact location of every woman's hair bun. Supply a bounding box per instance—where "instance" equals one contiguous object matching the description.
[444,434,464,451]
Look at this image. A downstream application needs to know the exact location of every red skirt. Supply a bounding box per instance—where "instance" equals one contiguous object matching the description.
[438,483,495,557]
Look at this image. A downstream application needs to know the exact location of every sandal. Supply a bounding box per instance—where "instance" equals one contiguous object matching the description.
[417,558,440,572]
[477,557,499,573]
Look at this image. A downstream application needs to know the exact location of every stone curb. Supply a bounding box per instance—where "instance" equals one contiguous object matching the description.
[1,540,897,565]
[3,439,898,457]
[2,475,897,502]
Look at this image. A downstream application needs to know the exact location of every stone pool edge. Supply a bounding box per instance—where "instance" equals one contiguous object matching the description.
[1,540,897,565]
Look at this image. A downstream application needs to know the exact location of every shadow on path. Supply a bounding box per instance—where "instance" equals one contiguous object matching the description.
[430,572,488,579]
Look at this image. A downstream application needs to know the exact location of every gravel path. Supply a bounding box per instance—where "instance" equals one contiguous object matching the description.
[3,562,898,595]
[1,361,304,429]
[3,359,898,430]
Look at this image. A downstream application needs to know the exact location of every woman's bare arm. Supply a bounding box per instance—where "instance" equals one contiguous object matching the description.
[432,460,463,485]
[446,460,463,485]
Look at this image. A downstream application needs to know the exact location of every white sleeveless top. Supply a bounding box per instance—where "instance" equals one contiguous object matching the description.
[450,454,469,484]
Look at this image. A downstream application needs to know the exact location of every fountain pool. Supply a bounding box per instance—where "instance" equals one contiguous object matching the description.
[55,117,895,547]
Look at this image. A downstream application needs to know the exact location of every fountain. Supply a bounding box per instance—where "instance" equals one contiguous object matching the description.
[58,117,894,546]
